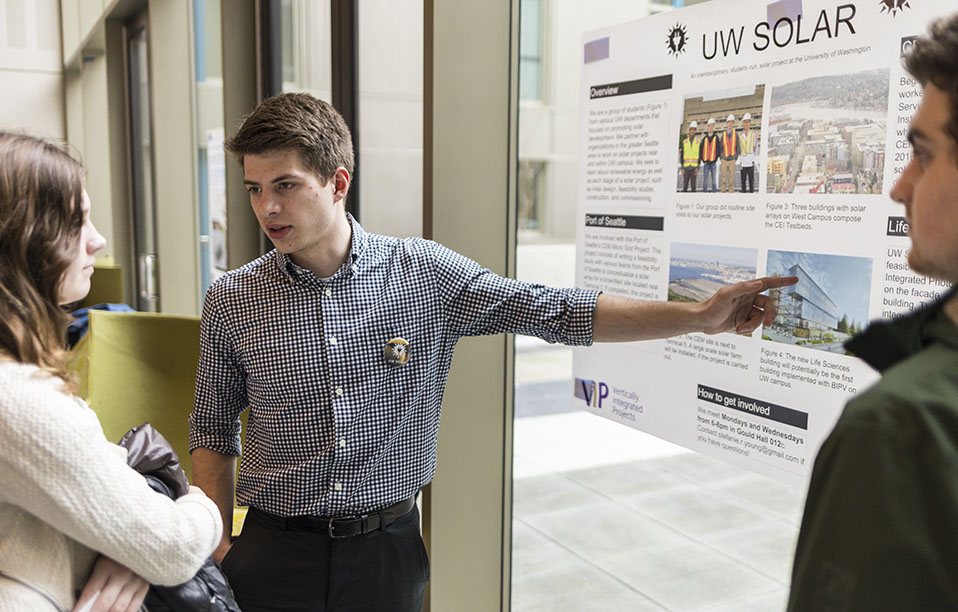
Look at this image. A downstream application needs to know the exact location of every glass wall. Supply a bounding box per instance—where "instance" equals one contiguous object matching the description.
[511,1,802,610]
[193,0,227,293]
[280,0,332,101]
[277,0,422,238]
[357,0,423,237]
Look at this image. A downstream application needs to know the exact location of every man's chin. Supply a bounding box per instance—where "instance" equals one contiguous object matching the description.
[907,252,955,284]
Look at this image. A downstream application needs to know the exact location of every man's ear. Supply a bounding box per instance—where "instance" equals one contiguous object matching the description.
[333,167,351,202]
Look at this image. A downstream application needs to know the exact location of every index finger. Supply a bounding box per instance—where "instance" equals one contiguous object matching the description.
[755,275,797,290]
[721,275,797,301]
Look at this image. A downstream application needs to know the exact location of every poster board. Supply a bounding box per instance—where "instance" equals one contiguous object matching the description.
[574,0,951,488]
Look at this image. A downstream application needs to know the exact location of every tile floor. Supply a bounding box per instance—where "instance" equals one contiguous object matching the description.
[511,341,805,612]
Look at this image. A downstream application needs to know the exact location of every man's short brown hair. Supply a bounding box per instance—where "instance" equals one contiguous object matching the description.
[225,92,354,182]
[904,13,958,148]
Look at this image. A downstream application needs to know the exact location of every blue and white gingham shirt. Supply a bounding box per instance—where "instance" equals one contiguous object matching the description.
[189,216,598,516]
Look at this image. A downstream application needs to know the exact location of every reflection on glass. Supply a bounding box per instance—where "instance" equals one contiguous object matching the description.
[128,23,157,312]
[511,2,797,611]
[519,0,542,101]
[194,0,227,294]
[281,0,333,101]
[276,1,422,237]
[357,0,423,237]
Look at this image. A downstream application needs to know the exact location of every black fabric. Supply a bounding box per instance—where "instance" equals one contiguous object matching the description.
[248,495,416,537]
[223,504,428,612]
[118,424,189,498]
[117,425,242,612]
[844,286,956,372]
[682,166,697,192]
[143,555,243,612]
[740,166,754,192]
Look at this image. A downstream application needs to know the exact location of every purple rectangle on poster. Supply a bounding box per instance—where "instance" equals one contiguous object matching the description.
[767,0,802,24]
[584,37,610,63]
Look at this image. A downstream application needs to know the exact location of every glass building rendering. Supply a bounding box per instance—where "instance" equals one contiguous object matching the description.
[781,263,840,333]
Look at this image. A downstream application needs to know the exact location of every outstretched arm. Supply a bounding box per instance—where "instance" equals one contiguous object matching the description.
[592,276,796,342]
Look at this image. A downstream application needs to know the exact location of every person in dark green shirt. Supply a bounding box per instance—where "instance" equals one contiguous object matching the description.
[788,14,958,611]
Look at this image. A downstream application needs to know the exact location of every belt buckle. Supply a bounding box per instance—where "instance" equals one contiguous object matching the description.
[328,518,347,539]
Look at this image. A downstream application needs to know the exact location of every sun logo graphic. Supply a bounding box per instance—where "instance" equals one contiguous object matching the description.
[879,0,910,17]
[666,23,688,56]
[574,378,609,409]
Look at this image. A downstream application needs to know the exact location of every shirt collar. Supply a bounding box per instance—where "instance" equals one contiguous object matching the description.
[845,286,958,373]
[273,212,368,283]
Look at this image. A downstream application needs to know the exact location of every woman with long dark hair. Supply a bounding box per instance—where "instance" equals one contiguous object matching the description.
[0,132,222,612]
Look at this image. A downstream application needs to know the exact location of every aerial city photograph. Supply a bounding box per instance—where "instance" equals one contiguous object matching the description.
[766,69,889,195]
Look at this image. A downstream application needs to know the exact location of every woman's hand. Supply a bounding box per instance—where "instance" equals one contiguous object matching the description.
[73,556,149,612]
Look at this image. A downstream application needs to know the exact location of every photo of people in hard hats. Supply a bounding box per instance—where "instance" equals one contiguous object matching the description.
[676,85,765,194]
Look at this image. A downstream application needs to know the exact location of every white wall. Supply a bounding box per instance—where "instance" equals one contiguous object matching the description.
[0,0,63,139]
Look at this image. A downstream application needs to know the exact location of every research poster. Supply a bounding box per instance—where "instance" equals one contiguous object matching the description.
[574,0,952,488]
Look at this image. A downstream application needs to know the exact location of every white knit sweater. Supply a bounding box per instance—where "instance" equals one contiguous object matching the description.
[0,359,222,611]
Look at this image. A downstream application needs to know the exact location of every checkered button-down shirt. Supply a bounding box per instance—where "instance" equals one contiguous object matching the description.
[190,217,598,516]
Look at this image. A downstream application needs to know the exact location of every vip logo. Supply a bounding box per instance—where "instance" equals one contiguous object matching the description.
[574,378,609,409]
[880,0,910,17]
[666,23,688,56]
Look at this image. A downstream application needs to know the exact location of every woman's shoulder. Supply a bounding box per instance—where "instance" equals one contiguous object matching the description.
[0,358,70,398]
[0,358,90,431]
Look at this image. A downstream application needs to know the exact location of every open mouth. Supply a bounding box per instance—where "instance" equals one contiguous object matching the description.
[267,225,292,240]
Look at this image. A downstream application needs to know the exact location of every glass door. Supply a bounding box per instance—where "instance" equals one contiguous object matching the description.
[125,10,159,311]
[510,1,801,611]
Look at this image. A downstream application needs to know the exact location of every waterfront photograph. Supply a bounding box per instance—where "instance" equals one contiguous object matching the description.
[668,242,758,303]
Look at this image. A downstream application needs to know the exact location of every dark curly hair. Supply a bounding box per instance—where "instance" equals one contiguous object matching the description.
[904,13,958,151]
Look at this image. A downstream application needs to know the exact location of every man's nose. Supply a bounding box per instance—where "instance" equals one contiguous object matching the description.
[258,193,281,215]
[890,161,915,206]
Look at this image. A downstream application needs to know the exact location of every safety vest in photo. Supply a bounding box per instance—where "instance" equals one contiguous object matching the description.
[700,135,719,163]
[741,130,756,155]
[722,131,737,157]
[683,136,700,167]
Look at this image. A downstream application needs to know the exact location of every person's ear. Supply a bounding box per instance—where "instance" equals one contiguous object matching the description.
[333,167,350,202]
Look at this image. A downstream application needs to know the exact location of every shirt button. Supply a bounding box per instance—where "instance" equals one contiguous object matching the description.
[324,288,332,297]
[334,482,343,491]
[351,265,358,273]
[335,387,344,396]
[330,336,338,345]
[339,439,346,447]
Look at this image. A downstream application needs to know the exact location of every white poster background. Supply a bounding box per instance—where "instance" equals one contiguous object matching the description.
[574,0,953,489]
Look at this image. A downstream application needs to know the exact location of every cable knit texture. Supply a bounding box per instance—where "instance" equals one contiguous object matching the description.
[0,359,222,611]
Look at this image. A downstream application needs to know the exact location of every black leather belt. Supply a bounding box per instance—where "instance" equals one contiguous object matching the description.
[249,495,417,539]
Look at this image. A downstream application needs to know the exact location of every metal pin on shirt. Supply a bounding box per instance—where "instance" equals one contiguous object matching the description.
[384,338,410,367]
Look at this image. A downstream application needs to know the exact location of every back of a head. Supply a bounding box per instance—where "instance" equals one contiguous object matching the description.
[904,13,958,145]
[0,131,85,384]
[225,92,355,183]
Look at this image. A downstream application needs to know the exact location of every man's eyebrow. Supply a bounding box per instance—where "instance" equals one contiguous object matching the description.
[269,174,298,184]
[243,174,300,186]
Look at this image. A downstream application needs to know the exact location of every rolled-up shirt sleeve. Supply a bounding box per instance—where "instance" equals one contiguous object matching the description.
[190,283,246,456]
